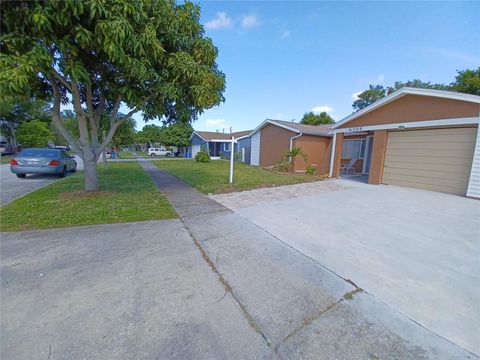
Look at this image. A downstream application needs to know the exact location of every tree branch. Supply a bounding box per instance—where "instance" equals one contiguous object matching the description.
[51,68,72,92]
[97,117,127,156]
[71,79,90,146]
[110,95,122,124]
[47,75,82,155]
[85,82,99,145]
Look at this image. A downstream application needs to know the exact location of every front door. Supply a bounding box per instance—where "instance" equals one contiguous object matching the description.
[362,136,374,174]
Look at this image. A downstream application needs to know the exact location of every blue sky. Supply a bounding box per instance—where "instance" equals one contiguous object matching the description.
[139,1,479,132]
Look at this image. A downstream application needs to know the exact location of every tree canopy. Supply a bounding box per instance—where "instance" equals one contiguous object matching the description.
[1,0,225,190]
[452,68,480,95]
[300,111,334,125]
[0,96,51,146]
[159,123,193,150]
[16,120,53,148]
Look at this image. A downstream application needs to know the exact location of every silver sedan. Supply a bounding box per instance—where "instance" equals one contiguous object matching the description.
[10,148,77,178]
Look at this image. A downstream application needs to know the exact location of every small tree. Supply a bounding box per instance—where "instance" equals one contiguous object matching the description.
[452,68,480,95]
[284,147,307,172]
[1,1,225,190]
[300,111,334,125]
[16,120,53,148]
[0,96,51,148]
[110,118,136,150]
[159,123,193,155]
[353,85,387,111]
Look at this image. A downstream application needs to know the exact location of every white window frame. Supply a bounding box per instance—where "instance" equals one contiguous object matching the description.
[342,139,366,159]
[223,142,231,152]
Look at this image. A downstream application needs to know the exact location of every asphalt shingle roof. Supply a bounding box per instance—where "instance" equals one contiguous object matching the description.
[195,130,252,141]
[265,119,332,137]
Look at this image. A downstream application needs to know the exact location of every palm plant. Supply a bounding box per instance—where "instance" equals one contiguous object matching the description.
[284,147,308,172]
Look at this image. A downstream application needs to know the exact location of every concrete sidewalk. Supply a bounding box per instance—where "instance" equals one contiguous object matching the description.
[140,161,475,359]
[1,221,269,359]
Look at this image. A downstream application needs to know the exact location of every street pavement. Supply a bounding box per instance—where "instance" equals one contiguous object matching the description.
[0,155,84,206]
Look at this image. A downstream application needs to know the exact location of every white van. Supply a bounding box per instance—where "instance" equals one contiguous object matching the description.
[148,147,172,157]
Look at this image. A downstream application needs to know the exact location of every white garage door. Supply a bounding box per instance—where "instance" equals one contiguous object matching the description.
[251,131,260,166]
[383,127,477,195]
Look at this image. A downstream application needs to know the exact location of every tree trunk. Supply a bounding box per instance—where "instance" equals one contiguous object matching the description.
[102,150,107,167]
[83,150,99,191]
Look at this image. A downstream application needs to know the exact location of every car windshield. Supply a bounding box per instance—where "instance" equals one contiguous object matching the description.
[19,149,59,157]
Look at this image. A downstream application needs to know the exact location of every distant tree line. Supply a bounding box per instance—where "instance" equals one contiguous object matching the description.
[352,68,480,111]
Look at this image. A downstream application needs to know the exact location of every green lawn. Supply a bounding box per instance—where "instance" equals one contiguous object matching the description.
[1,154,13,164]
[0,162,177,231]
[153,159,324,194]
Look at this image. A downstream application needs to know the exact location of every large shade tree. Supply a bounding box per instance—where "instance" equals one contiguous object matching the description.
[159,122,193,155]
[300,111,334,125]
[1,0,225,190]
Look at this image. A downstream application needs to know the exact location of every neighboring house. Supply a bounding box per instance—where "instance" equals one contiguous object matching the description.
[250,119,332,173]
[237,134,251,164]
[187,130,252,160]
[330,87,480,198]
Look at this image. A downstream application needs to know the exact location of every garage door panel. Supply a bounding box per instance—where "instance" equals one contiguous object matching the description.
[383,179,468,195]
[386,148,473,158]
[384,167,470,182]
[385,155,473,165]
[383,127,476,195]
[384,161,472,173]
[386,141,475,151]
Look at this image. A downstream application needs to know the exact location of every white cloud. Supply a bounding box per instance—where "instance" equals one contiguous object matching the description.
[312,105,333,113]
[376,74,385,83]
[241,14,259,29]
[280,30,291,39]
[205,119,227,128]
[205,12,233,30]
[352,91,362,100]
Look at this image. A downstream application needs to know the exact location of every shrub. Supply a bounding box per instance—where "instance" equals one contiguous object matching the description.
[306,165,317,175]
[274,161,290,172]
[195,149,211,162]
[17,120,53,147]
[234,151,241,161]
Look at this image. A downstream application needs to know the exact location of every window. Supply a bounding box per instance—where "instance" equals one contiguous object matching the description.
[223,142,231,151]
[342,139,366,159]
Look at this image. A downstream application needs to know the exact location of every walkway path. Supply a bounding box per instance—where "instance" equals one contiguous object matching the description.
[139,160,473,359]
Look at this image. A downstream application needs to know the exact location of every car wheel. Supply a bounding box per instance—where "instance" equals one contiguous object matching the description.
[151,153,156,157]
[72,163,77,173]
[59,166,67,178]
[166,153,171,157]
[16,174,26,179]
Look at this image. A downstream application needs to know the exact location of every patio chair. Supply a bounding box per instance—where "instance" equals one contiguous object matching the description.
[340,158,357,174]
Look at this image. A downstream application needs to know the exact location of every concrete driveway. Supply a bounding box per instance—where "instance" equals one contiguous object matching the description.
[0,155,85,205]
[212,179,480,355]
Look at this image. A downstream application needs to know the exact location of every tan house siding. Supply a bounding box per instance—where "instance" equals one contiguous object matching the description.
[337,95,480,129]
[293,135,332,174]
[259,124,295,167]
[368,130,388,184]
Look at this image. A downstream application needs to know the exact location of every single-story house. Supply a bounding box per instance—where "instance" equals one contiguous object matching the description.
[330,87,480,198]
[187,130,252,162]
[250,119,332,173]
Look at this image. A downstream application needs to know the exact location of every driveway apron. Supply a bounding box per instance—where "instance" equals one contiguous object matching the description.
[139,160,475,359]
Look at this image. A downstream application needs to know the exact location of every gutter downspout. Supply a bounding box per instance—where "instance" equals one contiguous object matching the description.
[289,132,303,171]
[289,132,303,152]
[329,132,337,177]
